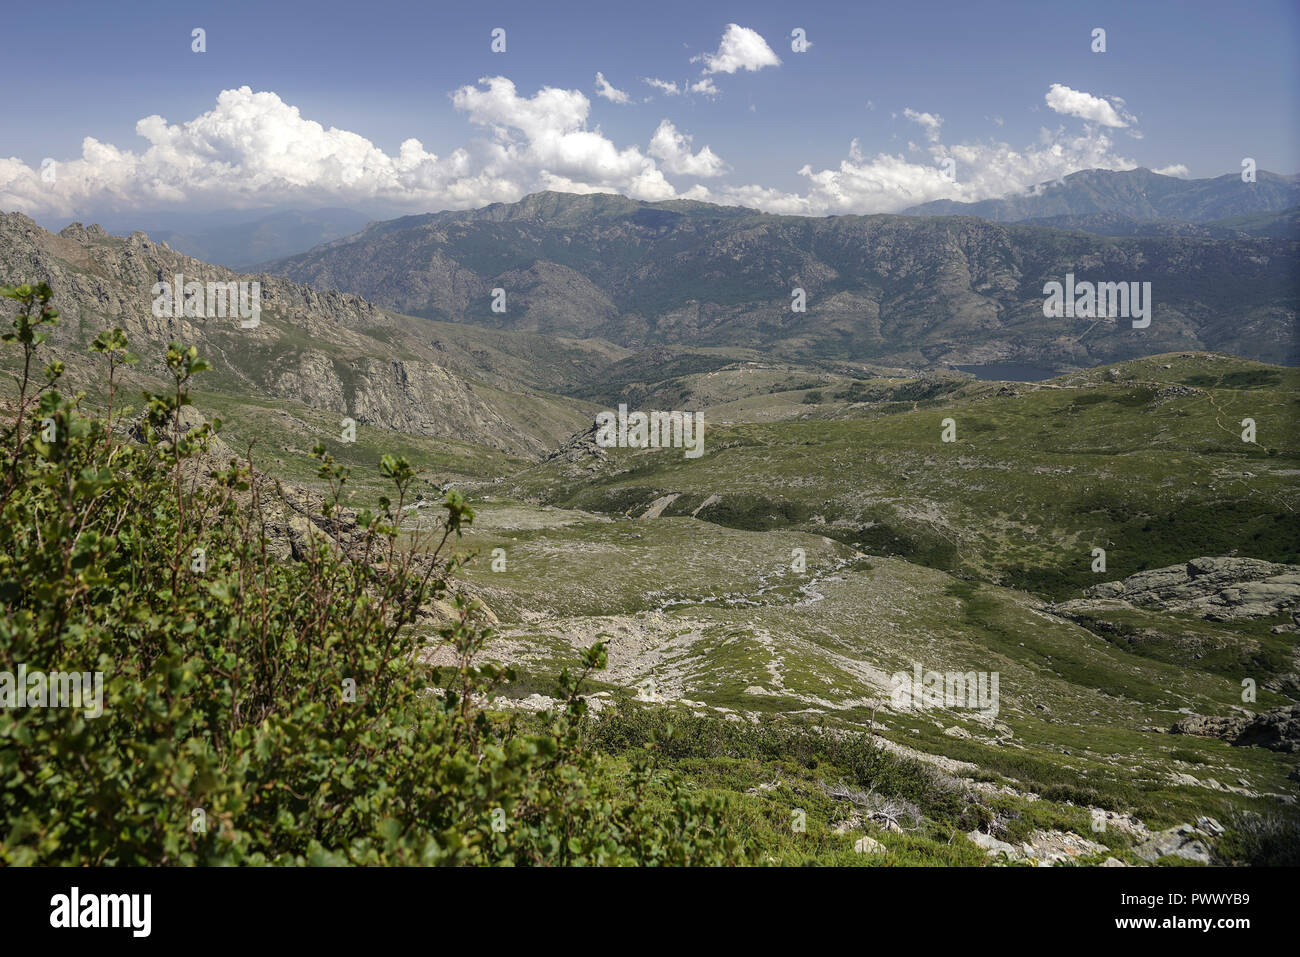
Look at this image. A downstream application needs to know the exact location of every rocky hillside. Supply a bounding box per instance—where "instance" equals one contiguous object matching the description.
[264,190,1299,368]
[0,212,597,459]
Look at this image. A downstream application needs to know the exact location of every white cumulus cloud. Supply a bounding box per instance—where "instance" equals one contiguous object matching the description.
[0,82,1149,222]
[648,120,727,177]
[692,107,1140,216]
[1,87,471,216]
[693,24,781,75]
[1044,83,1135,128]
[451,77,675,201]
[0,82,687,217]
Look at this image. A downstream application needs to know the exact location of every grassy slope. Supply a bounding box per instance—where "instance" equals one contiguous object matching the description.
[499,353,1300,596]
[424,351,1300,863]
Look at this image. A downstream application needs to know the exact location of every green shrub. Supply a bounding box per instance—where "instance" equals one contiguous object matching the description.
[1218,811,1300,866]
[583,706,964,823]
[0,282,739,866]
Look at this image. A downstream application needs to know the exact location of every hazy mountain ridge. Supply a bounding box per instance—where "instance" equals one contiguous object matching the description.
[264,188,1299,369]
[150,207,373,270]
[1019,207,1300,239]
[903,167,1300,222]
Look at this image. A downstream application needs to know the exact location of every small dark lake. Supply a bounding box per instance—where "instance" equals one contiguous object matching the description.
[952,363,1062,382]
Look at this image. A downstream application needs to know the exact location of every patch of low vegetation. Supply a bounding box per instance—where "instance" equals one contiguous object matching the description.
[0,282,739,866]
[1218,810,1300,866]
[579,705,991,864]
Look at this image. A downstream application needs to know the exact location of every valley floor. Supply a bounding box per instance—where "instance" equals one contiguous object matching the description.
[381,352,1300,865]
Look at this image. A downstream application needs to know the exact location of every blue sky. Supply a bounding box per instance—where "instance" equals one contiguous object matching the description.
[4,0,1298,226]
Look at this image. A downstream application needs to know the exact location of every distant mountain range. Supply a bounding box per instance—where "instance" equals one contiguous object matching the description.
[264,187,1299,367]
[1014,208,1299,240]
[60,167,1290,269]
[902,167,1299,223]
[148,207,372,269]
[4,166,1295,445]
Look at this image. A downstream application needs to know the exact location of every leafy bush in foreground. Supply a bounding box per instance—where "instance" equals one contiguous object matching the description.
[0,282,738,865]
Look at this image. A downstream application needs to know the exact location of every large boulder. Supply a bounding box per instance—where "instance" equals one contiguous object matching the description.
[1171,704,1300,753]
[1133,823,1215,864]
[1020,829,1108,865]
[1083,557,1300,621]
[1171,712,1252,740]
[852,835,885,855]
[1234,704,1300,753]
[967,830,1022,861]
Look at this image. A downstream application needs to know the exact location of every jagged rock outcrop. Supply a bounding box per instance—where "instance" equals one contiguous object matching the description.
[545,422,607,464]
[966,828,1108,864]
[1171,712,1253,740]
[1235,705,1300,752]
[1080,557,1300,621]
[1171,704,1300,753]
